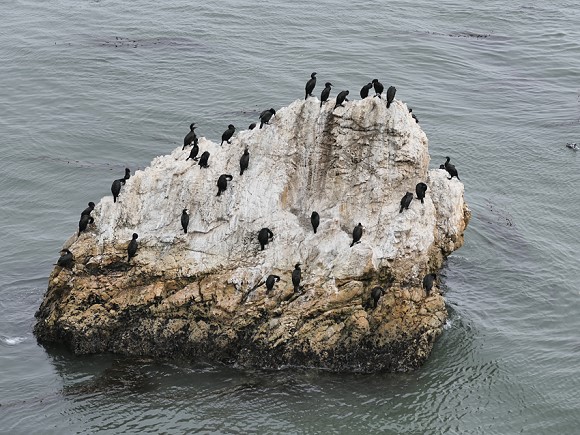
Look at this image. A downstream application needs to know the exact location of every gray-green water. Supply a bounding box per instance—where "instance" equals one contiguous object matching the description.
[1,0,579,433]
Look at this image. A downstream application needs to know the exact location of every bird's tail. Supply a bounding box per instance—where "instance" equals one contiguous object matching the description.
[314,228,317,234]
[240,169,244,176]
[387,101,391,108]
[305,92,308,100]
[350,240,354,247]
[260,121,264,129]
[113,197,117,203]
[399,206,404,213]
[184,229,187,234]
[217,190,221,196]
[421,198,424,204]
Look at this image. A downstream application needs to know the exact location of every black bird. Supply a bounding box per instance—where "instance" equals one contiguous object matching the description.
[198,151,210,168]
[186,143,199,161]
[305,72,317,99]
[249,122,257,130]
[423,273,437,296]
[111,178,123,203]
[258,228,274,251]
[415,182,428,204]
[386,86,396,108]
[221,124,235,145]
[311,211,320,234]
[444,157,460,180]
[183,123,197,150]
[350,223,363,247]
[409,108,419,123]
[57,249,73,268]
[320,82,332,107]
[334,90,349,110]
[127,233,138,262]
[292,263,301,293]
[240,149,250,175]
[81,202,95,219]
[371,286,385,309]
[372,79,384,98]
[360,82,373,99]
[259,108,276,128]
[265,274,281,293]
[216,174,233,196]
[123,168,131,181]
[181,209,189,234]
[399,192,413,213]
[78,214,91,236]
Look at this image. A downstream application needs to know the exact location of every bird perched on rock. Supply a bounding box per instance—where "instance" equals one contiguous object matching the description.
[216,174,233,196]
[360,82,373,99]
[444,157,460,180]
[127,233,138,262]
[350,223,363,247]
[239,149,250,175]
[371,286,385,309]
[249,122,256,130]
[305,72,317,99]
[409,108,419,123]
[186,143,199,161]
[423,273,437,296]
[56,249,73,268]
[181,209,189,234]
[399,192,413,213]
[78,214,91,236]
[320,82,332,107]
[334,90,349,110]
[292,263,301,293]
[110,168,130,203]
[386,86,396,108]
[258,228,274,251]
[265,274,281,293]
[372,79,384,98]
[415,182,428,204]
[198,151,210,168]
[259,108,276,128]
[221,124,235,145]
[311,211,320,234]
[183,123,197,150]
[80,202,95,219]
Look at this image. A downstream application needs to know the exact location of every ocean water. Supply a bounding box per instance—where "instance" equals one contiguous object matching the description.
[1,0,579,433]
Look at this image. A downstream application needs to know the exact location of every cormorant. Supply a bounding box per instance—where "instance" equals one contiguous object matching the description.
[292,263,301,293]
[259,108,276,128]
[334,90,349,110]
[221,124,235,145]
[399,192,413,213]
[240,149,249,175]
[181,209,189,234]
[258,228,274,251]
[444,157,460,180]
[350,223,363,247]
[81,202,95,219]
[186,143,199,161]
[360,82,373,99]
[423,273,437,296]
[78,214,91,236]
[311,211,320,234]
[305,72,317,99]
[127,233,138,262]
[415,182,428,204]
[320,82,332,107]
[57,249,73,268]
[265,274,281,293]
[249,122,257,130]
[216,174,233,196]
[386,86,396,108]
[371,286,385,309]
[372,79,384,98]
[198,151,210,168]
[183,123,197,150]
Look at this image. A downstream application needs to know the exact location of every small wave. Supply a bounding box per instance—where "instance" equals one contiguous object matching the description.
[1,336,27,345]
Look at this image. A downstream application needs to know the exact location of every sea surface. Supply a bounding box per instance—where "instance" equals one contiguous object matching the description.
[1,0,579,433]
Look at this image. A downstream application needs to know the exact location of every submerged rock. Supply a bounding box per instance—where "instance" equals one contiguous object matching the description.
[35,97,470,373]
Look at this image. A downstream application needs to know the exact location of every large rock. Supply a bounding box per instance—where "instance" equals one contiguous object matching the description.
[34,97,470,372]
